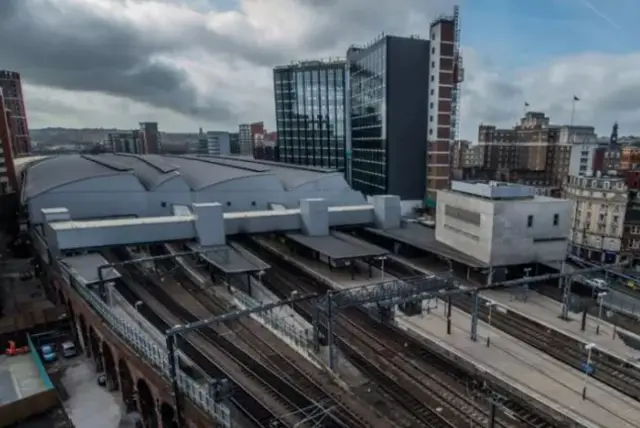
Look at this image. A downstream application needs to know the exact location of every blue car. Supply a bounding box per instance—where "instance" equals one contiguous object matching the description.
[40,344,57,362]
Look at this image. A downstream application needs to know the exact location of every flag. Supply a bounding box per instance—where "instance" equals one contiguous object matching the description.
[524,102,530,107]
[573,95,580,101]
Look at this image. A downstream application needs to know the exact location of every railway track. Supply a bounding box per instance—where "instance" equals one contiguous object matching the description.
[453,295,640,401]
[107,248,310,427]
[154,248,392,428]
[384,257,640,402]
[240,237,558,428]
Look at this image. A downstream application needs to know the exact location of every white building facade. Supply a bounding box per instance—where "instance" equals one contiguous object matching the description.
[564,174,628,264]
[435,181,571,266]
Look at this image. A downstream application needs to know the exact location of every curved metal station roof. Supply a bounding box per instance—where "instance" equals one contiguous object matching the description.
[22,153,351,201]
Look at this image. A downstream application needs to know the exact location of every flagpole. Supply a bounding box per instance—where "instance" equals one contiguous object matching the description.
[570,98,576,129]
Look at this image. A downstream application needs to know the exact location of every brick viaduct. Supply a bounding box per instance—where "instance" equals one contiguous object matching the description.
[41,259,222,428]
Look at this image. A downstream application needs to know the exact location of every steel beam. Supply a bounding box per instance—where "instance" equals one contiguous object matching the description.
[478,262,626,290]
[166,334,185,428]
[561,275,573,320]
[166,293,317,335]
[318,275,449,310]
[470,292,479,341]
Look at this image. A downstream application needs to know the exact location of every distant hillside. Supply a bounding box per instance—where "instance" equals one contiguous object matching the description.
[30,127,201,147]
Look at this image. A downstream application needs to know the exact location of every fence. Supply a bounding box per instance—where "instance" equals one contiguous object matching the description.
[233,287,313,350]
[601,290,640,320]
[62,268,232,427]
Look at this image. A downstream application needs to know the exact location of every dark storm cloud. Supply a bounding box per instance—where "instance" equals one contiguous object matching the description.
[597,83,640,113]
[0,0,281,121]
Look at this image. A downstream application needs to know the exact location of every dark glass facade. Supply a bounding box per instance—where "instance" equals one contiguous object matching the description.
[347,42,387,194]
[347,36,430,200]
[274,61,346,170]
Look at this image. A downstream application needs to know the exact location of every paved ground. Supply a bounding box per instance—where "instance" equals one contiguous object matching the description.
[482,290,640,365]
[0,354,48,405]
[59,356,125,428]
[397,305,640,428]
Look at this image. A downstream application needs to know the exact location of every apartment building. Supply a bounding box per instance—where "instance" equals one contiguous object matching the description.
[0,70,31,155]
[451,140,470,169]
[565,173,628,263]
[426,7,463,202]
[623,191,640,267]
[0,93,17,194]
[462,144,484,167]
[139,122,160,154]
[108,131,143,154]
[476,112,571,191]
[198,130,230,156]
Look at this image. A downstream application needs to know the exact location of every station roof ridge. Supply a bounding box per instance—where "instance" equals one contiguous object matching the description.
[21,153,304,198]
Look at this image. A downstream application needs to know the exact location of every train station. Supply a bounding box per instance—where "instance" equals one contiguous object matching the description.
[3,153,640,428]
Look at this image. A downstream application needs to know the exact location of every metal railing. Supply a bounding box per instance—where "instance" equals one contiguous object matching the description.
[233,289,314,350]
[601,290,640,319]
[62,269,232,427]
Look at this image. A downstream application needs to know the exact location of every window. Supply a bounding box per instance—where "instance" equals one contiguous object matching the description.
[430,89,435,95]
[429,129,433,135]
[431,61,435,68]
[431,75,434,82]
[527,215,534,228]
[430,102,434,108]
[429,115,433,122]
[553,214,559,226]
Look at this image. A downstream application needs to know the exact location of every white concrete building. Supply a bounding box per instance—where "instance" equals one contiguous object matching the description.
[435,181,571,267]
[564,174,628,263]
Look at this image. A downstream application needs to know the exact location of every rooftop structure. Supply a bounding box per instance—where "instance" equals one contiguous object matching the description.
[450,180,536,200]
[435,181,571,266]
[20,154,366,225]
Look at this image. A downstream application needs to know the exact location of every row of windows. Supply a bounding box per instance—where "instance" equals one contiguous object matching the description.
[527,214,560,228]
[275,68,344,83]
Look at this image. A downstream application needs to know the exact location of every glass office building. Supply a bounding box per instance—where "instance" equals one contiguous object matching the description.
[274,60,346,170]
[347,36,430,200]
[347,42,387,195]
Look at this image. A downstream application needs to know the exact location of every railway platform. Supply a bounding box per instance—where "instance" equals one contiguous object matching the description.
[252,237,388,291]
[481,290,640,365]
[396,305,640,428]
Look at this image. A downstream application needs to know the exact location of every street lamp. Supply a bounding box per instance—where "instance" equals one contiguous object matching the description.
[377,256,387,280]
[485,301,496,347]
[596,292,608,335]
[582,342,596,400]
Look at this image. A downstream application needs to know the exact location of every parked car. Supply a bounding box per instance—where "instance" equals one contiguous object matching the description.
[40,344,57,362]
[61,340,77,358]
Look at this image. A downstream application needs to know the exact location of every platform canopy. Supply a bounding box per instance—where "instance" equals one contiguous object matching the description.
[366,223,488,268]
[185,242,269,274]
[285,232,388,261]
[60,253,121,286]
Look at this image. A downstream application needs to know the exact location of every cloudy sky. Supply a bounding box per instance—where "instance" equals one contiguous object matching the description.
[1,0,638,140]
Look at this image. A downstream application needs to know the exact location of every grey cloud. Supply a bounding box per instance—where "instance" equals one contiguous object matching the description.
[0,0,240,121]
[0,0,456,127]
[596,84,640,113]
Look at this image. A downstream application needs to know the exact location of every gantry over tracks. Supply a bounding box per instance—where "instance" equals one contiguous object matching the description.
[108,247,392,428]
[241,237,559,428]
